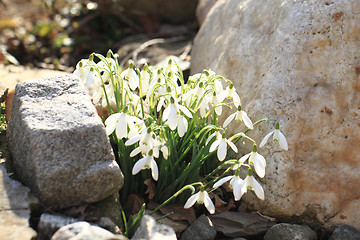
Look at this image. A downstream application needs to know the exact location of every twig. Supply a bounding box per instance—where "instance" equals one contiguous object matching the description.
[119,36,188,67]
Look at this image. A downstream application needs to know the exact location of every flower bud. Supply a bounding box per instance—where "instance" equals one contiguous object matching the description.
[247,167,253,176]
[252,144,257,152]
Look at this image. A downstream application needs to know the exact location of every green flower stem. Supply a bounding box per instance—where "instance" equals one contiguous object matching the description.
[149,184,199,215]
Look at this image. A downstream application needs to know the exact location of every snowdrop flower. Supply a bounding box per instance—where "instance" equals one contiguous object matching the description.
[73,59,99,87]
[223,106,253,129]
[126,128,159,158]
[213,172,244,201]
[140,67,151,96]
[104,112,141,139]
[239,168,265,200]
[209,91,225,116]
[225,83,241,107]
[184,189,215,214]
[132,150,159,181]
[121,62,139,91]
[239,145,266,178]
[208,132,238,161]
[259,123,288,150]
[162,97,193,131]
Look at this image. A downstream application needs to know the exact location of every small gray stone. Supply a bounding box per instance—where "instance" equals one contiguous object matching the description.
[329,224,360,240]
[37,213,79,240]
[210,211,275,238]
[7,75,123,209]
[264,223,317,240]
[131,215,177,240]
[0,165,38,240]
[51,221,116,240]
[180,214,216,240]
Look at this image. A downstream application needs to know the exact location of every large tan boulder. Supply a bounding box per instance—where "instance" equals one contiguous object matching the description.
[191,0,360,229]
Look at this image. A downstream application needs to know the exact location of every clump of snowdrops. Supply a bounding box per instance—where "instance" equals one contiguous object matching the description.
[74,50,288,215]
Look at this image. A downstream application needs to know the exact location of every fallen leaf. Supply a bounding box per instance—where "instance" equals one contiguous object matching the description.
[144,178,156,200]
[124,194,145,215]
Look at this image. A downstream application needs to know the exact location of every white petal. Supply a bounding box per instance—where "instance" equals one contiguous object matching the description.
[128,69,139,90]
[241,111,254,129]
[227,139,238,153]
[259,130,275,148]
[239,152,251,163]
[233,92,241,107]
[157,97,166,112]
[223,112,236,128]
[105,113,121,136]
[161,145,169,159]
[238,177,248,200]
[277,130,288,151]
[167,105,178,130]
[217,139,227,161]
[206,132,216,146]
[253,153,266,178]
[132,157,147,175]
[209,139,221,153]
[153,146,160,158]
[162,105,170,120]
[184,192,199,209]
[213,176,233,189]
[125,134,142,146]
[115,115,127,139]
[150,159,159,181]
[203,192,215,214]
[232,176,244,201]
[105,113,121,126]
[250,176,265,200]
[130,146,142,157]
[177,115,188,137]
[178,104,193,118]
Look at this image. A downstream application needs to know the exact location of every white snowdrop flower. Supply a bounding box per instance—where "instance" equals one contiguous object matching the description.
[210,91,225,116]
[140,68,151,96]
[121,63,139,91]
[184,189,215,214]
[132,150,159,181]
[209,133,238,161]
[239,169,265,200]
[126,128,159,158]
[104,112,140,139]
[213,174,244,201]
[223,106,253,130]
[162,97,193,131]
[239,145,266,178]
[259,123,288,150]
[225,83,241,107]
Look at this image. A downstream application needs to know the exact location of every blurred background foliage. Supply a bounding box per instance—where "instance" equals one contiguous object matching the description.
[0,0,198,71]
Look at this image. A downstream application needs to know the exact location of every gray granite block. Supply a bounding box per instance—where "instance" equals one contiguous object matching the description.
[7,74,123,209]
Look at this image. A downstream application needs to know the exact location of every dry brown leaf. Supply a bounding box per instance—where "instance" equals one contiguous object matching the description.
[214,193,227,208]
[158,204,196,224]
[144,178,156,200]
[124,194,145,215]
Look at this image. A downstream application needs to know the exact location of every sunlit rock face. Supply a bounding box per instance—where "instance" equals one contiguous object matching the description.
[191,0,360,229]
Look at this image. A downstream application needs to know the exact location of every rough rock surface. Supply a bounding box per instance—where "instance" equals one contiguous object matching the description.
[132,215,177,240]
[179,214,216,240]
[263,223,317,240]
[210,211,275,238]
[196,0,218,26]
[7,75,123,209]
[50,221,126,240]
[191,0,360,229]
[0,165,38,240]
[328,224,360,240]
